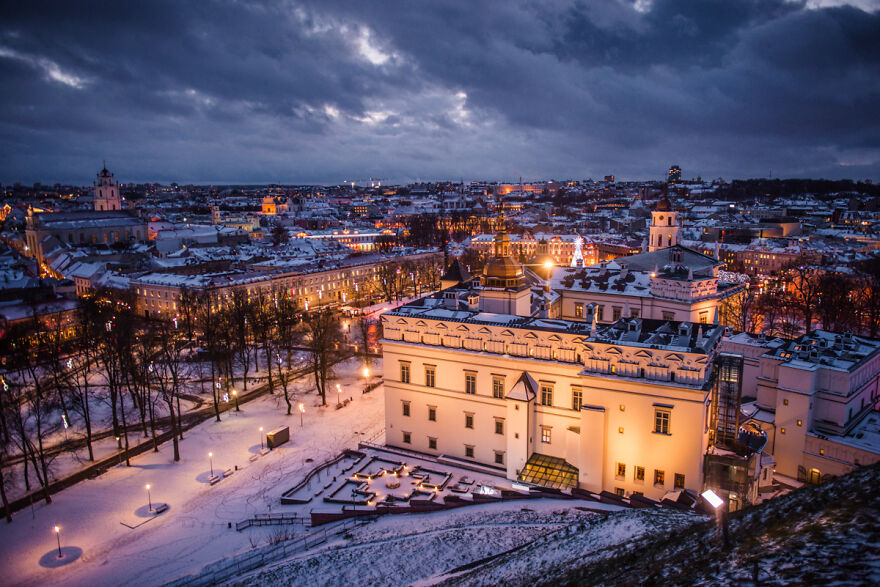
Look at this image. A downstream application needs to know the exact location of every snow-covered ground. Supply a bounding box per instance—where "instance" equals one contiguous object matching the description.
[233,498,625,587]
[0,358,384,587]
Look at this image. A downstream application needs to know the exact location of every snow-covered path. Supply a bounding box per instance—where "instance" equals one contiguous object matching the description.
[0,359,384,587]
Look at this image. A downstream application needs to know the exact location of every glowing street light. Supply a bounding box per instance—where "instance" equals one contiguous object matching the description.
[362,365,370,379]
[208,452,214,477]
[701,489,729,547]
[298,402,305,427]
[232,389,239,412]
[54,525,62,558]
[145,484,153,512]
[336,383,342,405]
[259,427,264,451]
[701,489,724,509]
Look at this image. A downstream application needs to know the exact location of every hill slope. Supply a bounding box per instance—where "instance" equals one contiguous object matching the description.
[441,464,880,586]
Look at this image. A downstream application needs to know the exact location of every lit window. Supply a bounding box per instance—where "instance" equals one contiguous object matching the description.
[400,362,410,383]
[541,384,553,407]
[654,409,670,435]
[618,427,624,434]
[617,463,626,478]
[572,388,582,411]
[428,406,437,422]
[654,470,665,486]
[781,427,786,434]
[541,427,551,443]
[615,487,625,497]
[425,365,435,388]
[635,466,645,481]
[674,473,685,489]
[465,373,476,395]
[492,376,505,399]
[574,303,584,319]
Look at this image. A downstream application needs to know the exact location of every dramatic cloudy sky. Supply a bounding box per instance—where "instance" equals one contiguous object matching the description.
[1,0,878,185]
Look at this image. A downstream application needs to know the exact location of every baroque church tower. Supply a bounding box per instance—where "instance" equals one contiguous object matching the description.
[94,165,122,211]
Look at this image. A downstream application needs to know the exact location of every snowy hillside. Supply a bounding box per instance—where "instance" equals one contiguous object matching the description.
[227,463,879,586]
[442,463,880,586]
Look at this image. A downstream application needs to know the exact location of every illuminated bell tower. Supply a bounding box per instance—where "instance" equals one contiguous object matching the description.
[94,165,121,211]
[649,192,679,252]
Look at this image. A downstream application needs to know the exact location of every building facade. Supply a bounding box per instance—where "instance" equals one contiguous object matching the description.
[383,234,730,500]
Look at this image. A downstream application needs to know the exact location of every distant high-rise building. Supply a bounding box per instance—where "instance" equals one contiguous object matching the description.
[667,165,682,184]
[94,166,122,211]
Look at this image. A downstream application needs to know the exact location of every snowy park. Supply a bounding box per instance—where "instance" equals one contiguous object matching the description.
[0,357,386,586]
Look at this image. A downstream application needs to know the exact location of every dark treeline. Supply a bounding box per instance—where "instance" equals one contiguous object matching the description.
[714,178,880,201]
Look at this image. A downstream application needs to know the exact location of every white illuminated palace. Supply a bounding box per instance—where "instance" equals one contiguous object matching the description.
[382,208,735,500]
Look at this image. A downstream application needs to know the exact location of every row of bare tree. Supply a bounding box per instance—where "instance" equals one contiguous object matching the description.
[720,258,880,338]
[0,280,367,523]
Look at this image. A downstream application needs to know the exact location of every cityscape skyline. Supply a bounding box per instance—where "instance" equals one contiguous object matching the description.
[2,1,879,185]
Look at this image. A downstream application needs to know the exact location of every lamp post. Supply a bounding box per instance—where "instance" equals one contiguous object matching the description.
[209,452,214,477]
[701,489,728,547]
[54,525,62,558]
[336,383,342,406]
[298,402,304,427]
[259,427,264,451]
[146,484,153,512]
[232,389,239,412]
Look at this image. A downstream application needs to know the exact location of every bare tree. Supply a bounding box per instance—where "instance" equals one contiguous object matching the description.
[64,296,103,461]
[302,310,344,406]
[785,263,822,334]
[229,288,253,392]
[196,290,225,421]
[7,320,56,505]
[152,320,185,462]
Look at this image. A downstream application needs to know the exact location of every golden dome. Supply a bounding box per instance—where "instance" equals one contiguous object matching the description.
[484,256,523,279]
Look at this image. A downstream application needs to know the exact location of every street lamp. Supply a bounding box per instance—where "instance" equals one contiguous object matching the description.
[362,365,370,379]
[208,452,214,477]
[54,525,62,558]
[336,383,342,405]
[146,484,153,512]
[298,402,305,427]
[259,427,264,451]
[701,489,728,547]
[232,389,239,412]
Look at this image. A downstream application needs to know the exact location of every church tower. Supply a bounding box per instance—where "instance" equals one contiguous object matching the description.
[648,192,679,252]
[94,165,122,211]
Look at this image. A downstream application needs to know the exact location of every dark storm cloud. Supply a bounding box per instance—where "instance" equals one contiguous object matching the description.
[0,0,877,184]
